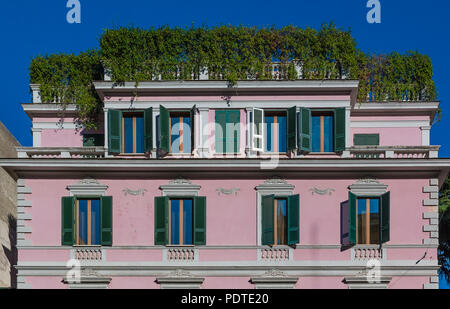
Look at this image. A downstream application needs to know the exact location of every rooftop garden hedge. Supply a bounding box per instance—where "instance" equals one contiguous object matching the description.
[29,24,437,128]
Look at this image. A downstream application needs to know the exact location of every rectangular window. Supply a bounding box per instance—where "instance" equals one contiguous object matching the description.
[123,113,145,154]
[170,113,192,154]
[356,197,380,245]
[169,199,194,246]
[312,112,334,153]
[274,198,288,245]
[215,110,240,154]
[76,199,101,246]
[265,112,287,153]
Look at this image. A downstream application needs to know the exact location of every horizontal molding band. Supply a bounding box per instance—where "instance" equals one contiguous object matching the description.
[16,244,438,250]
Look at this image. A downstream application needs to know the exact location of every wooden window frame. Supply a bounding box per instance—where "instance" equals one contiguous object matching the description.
[75,198,101,247]
[169,111,192,154]
[264,110,288,154]
[356,196,381,245]
[122,111,144,154]
[273,197,288,246]
[311,110,335,154]
[168,197,194,247]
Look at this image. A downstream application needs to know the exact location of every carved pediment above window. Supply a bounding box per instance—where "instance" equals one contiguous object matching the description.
[168,178,193,185]
[349,177,388,197]
[264,177,288,185]
[66,177,108,197]
[160,178,201,197]
[256,177,295,193]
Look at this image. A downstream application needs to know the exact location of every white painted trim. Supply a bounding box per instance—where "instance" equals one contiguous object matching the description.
[31,128,42,147]
[32,122,81,130]
[350,120,430,128]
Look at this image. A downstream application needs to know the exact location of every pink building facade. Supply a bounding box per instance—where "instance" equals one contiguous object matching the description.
[2,80,449,289]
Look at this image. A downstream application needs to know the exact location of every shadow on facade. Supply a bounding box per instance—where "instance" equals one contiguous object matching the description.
[2,215,17,289]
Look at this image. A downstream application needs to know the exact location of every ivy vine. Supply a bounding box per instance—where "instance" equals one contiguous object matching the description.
[29,24,438,128]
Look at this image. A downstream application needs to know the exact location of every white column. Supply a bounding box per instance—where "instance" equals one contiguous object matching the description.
[31,128,42,147]
[103,109,109,157]
[421,126,431,146]
[198,107,210,158]
[345,106,351,149]
[30,84,41,103]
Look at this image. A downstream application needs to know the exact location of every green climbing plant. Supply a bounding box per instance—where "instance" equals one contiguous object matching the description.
[29,24,438,128]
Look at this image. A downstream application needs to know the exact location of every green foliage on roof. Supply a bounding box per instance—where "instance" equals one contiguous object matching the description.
[29,24,437,128]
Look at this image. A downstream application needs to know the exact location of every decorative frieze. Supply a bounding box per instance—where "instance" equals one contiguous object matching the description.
[309,187,335,196]
[216,188,240,196]
[123,188,148,196]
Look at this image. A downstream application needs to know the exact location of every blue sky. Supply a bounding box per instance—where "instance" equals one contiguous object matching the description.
[1,0,449,152]
[0,0,448,289]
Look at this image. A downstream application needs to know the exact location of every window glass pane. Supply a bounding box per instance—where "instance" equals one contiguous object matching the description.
[357,198,380,245]
[170,116,192,154]
[370,198,380,244]
[90,199,101,245]
[265,116,274,152]
[123,116,134,153]
[312,116,321,152]
[357,198,367,244]
[78,200,88,245]
[170,200,180,245]
[265,115,287,153]
[183,199,193,245]
[312,115,334,152]
[183,117,191,153]
[276,199,287,245]
[278,116,287,152]
[135,116,145,153]
[323,115,334,152]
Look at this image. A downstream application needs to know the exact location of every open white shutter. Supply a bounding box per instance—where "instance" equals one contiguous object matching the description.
[252,108,264,152]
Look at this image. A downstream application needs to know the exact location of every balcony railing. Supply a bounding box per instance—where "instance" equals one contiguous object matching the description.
[17,147,106,159]
[259,247,291,261]
[343,146,440,159]
[73,247,103,261]
[351,245,385,261]
[166,248,197,262]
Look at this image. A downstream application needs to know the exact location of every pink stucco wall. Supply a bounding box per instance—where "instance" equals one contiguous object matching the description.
[24,177,429,249]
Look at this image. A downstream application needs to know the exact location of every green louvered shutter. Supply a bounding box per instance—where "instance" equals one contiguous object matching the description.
[193,196,207,245]
[215,111,227,154]
[226,110,240,154]
[154,196,169,245]
[349,192,357,244]
[298,107,312,153]
[144,107,153,153]
[287,106,297,152]
[101,196,113,246]
[61,197,75,246]
[334,108,346,152]
[287,194,300,246]
[261,195,275,246]
[380,192,390,244]
[108,109,122,154]
[159,105,170,155]
[190,105,196,153]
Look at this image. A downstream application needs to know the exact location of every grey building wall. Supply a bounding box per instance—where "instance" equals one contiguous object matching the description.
[0,122,19,288]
